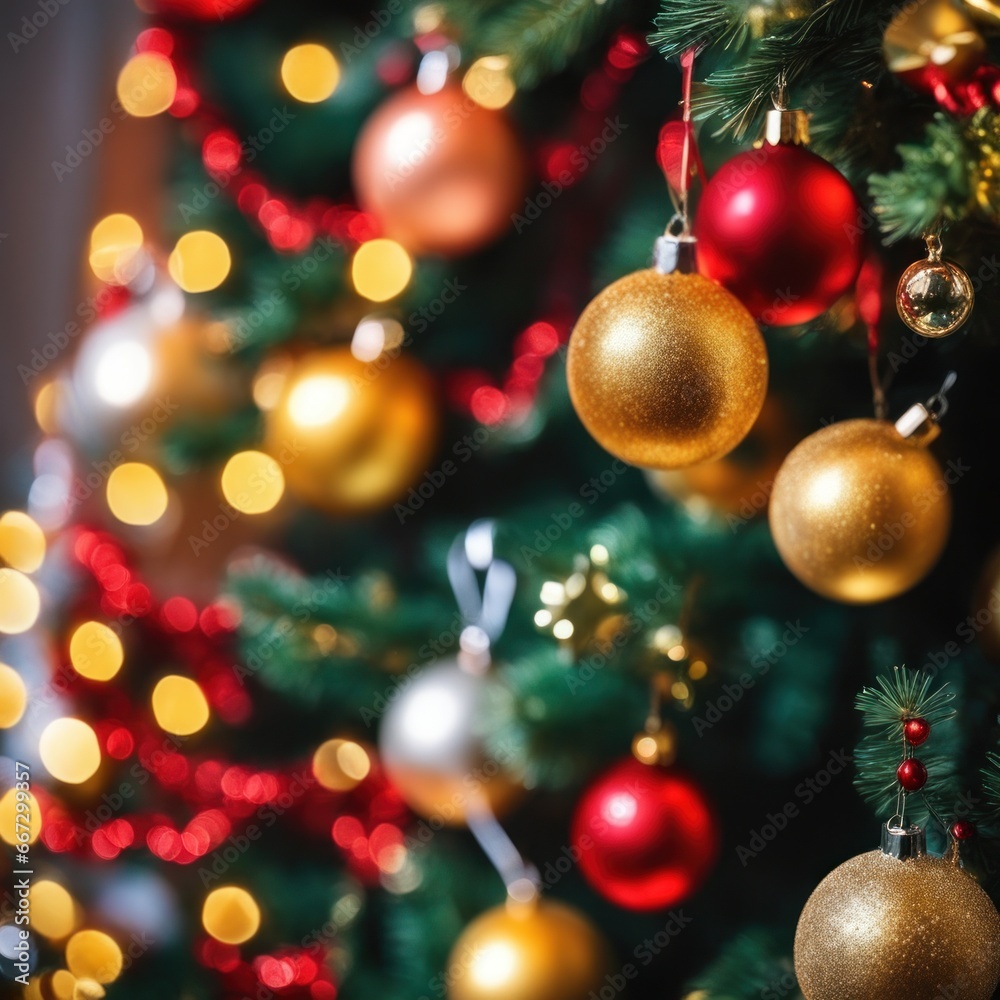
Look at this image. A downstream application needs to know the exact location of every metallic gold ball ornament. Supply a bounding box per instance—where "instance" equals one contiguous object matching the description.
[795,830,1000,1000]
[897,235,974,338]
[263,347,438,515]
[769,417,950,603]
[447,898,614,1000]
[378,661,522,825]
[352,83,526,257]
[567,238,768,470]
[883,0,986,93]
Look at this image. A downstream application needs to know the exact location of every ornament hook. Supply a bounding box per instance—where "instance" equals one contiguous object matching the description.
[926,370,958,420]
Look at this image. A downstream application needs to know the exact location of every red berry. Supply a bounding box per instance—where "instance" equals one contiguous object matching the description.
[903,717,931,746]
[897,758,928,791]
[951,820,976,840]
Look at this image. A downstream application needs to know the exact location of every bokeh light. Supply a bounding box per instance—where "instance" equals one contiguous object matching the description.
[116,52,177,117]
[0,569,40,634]
[65,930,123,984]
[39,718,101,784]
[0,511,46,573]
[106,463,168,526]
[69,622,124,682]
[202,886,260,944]
[280,43,340,103]
[0,788,41,844]
[351,239,412,302]
[29,881,78,940]
[167,231,231,293]
[312,738,371,791]
[88,214,144,285]
[220,451,285,514]
[286,374,351,428]
[463,56,517,109]
[152,675,210,736]
[0,663,27,728]
[94,339,153,407]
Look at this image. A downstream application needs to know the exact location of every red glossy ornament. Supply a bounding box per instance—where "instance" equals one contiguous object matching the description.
[571,757,717,910]
[952,819,977,840]
[352,83,527,257]
[897,757,928,791]
[148,0,261,18]
[694,143,864,326]
[903,716,931,746]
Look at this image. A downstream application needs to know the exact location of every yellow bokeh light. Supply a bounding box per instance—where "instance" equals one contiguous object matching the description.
[312,738,371,791]
[48,970,76,1000]
[221,451,285,515]
[116,52,177,118]
[281,43,340,103]
[88,213,144,285]
[351,239,412,302]
[202,886,261,944]
[29,880,79,940]
[39,718,101,784]
[0,510,46,573]
[252,369,287,411]
[0,663,27,728]
[34,381,61,435]
[72,978,106,1000]
[168,231,232,293]
[65,930,123,984]
[152,675,210,736]
[106,463,168,526]
[0,568,40,634]
[69,622,124,682]
[0,787,41,845]
[287,374,351,428]
[463,56,517,109]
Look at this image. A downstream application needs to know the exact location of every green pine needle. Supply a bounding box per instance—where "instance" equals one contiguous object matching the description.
[683,928,800,999]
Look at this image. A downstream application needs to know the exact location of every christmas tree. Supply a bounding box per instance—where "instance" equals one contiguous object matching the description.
[7,0,1000,997]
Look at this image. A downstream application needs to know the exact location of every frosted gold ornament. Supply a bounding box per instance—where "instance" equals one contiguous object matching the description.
[263,347,438,515]
[897,234,974,338]
[447,897,614,1000]
[795,824,1000,1000]
[567,236,768,470]
[769,409,951,603]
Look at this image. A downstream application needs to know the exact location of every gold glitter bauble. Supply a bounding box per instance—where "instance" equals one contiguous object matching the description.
[769,420,950,603]
[264,347,438,515]
[795,850,1000,1000]
[567,269,768,470]
[447,899,614,1000]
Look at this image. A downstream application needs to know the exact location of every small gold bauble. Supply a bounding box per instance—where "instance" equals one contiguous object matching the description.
[883,0,986,91]
[897,249,974,338]
[769,419,950,603]
[795,850,1000,1000]
[567,269,768,470]
[263,347,438,515]
[447,898,614,1000]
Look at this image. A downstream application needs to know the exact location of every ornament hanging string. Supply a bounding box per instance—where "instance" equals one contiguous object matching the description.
[657,47,703,234]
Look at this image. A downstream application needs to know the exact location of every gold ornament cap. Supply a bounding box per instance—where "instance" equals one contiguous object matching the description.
[759,106,810,147]
[880,820,926,860]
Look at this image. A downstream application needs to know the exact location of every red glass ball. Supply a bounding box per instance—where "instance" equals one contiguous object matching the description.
[897,757,928,791]
[903,717,931,746]
[952,819,976,840]
[149,0,260,18]
[694,143,864,326]
[571,757,717,911]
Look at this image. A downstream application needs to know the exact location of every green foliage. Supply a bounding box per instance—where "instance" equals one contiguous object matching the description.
[853,668,958,829]
[869,114,973,243]
[683,928,800,999]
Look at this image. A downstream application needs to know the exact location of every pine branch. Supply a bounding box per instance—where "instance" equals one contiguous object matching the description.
[649,0,746,60]
[869,114,974,243]
[684,928,800,999]
[472,0,627,88]
[853,667,959,827]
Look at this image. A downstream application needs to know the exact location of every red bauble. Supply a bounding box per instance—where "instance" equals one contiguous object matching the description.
[352,83,527,257]
[952,819,977,840]
[903,716,931,746]
[148,0,261,18]
[897,758,928,791]
[571,757,717,911]
[694,143,864,326]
